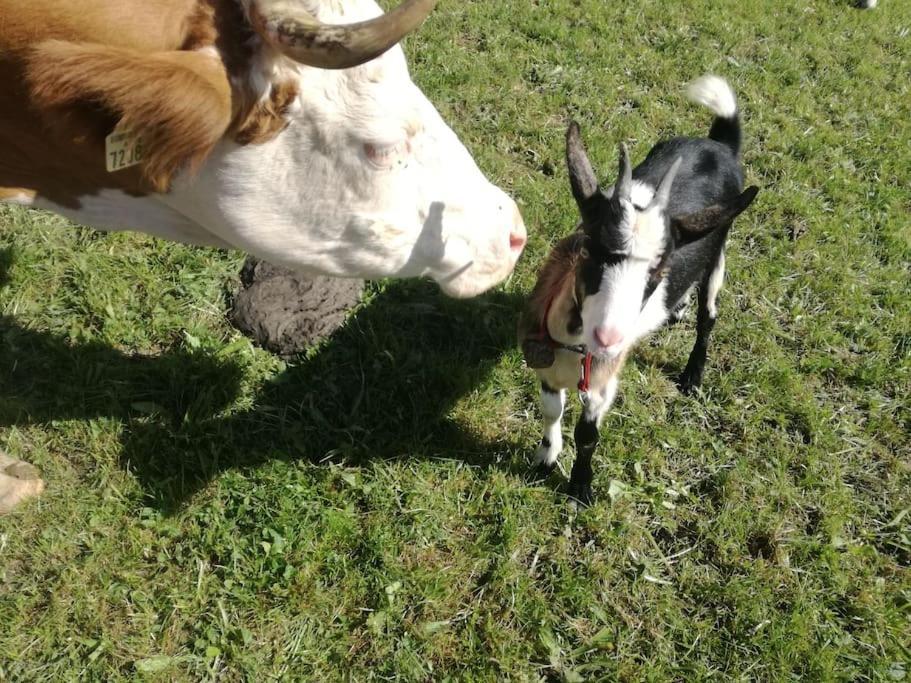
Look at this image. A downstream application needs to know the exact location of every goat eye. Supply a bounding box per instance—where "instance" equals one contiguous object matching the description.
[649,253,670,277]
[649,263,669,281]
[579,247,590,259]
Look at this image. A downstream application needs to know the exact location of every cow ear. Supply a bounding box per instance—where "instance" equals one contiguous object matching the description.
[25,41,233,192]
[671,186,759,241]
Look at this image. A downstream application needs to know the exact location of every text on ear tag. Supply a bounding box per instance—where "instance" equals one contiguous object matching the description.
[105,130,144,172]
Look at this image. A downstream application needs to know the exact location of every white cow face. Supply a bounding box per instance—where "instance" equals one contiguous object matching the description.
[169,0,526,298]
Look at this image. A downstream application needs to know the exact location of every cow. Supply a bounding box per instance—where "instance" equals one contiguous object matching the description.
[0,0,528,512]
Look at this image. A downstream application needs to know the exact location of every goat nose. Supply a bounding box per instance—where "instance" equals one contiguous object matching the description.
[594,326,624,349]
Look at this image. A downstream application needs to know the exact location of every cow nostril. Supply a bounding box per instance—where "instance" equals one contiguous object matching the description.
[509,231,526,251]
[594,326,624,349]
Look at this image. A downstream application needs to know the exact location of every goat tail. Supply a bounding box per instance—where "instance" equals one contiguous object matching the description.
[686,74,741,157]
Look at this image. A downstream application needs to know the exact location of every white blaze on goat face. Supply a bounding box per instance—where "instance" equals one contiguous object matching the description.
[161,1,526,298]
[579,195,671,358]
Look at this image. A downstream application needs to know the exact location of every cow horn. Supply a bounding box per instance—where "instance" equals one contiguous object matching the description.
[247,0,438,69]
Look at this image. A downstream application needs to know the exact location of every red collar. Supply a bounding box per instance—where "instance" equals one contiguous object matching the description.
[578,351,594,393]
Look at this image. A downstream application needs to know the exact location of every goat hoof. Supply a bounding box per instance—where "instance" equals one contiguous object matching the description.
[567,480,594,506]
[528,461,557,482]
[678,380,699,396]
[668,306,689,326]
[677,371,703,395]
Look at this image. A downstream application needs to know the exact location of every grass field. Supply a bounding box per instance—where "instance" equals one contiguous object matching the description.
[2,0,910,679]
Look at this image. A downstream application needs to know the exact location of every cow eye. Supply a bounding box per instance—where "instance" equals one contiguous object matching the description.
[363,139,410,169]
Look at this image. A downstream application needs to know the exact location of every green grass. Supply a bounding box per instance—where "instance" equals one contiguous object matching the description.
[2,0,910,679]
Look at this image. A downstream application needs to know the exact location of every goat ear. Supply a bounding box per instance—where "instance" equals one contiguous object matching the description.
[650,156,683,211]
[614,142,632,201]
[566,121,599,211]
[671,186,759,240]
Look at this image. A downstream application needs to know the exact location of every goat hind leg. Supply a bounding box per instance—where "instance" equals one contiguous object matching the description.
[679,251,724,394]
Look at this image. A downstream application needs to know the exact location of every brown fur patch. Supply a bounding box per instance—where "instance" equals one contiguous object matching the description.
[0,188,35,202]
[200,0,299,146]
[180,0,219,51]
[234,79,298,145]
[25,41,233,193]
[518,232,587,341]
[1,0,298,203]
[588,349,627,390]
[0,0,200,53]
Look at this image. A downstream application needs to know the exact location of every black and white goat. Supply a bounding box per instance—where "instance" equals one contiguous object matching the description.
[519,75,759,504]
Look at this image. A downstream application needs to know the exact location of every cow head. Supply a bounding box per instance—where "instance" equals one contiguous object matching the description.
[162,0,526,298]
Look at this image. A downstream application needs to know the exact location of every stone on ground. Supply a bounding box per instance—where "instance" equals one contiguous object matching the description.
[0,451,44,514]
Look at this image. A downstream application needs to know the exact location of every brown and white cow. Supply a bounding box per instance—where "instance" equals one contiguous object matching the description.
[0,0,527,512]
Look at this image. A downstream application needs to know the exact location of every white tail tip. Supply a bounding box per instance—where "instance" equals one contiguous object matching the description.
[686,74,738,119]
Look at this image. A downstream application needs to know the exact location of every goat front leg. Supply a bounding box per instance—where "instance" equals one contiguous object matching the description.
[679,251,724,394]
[531,382,565,478]
[568,376,619,505]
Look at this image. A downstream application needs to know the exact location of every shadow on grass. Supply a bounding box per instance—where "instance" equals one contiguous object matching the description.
[1,273,525,512]
[0,247,13,285]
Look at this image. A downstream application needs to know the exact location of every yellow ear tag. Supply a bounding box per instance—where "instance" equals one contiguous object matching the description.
[105,130,144,172]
